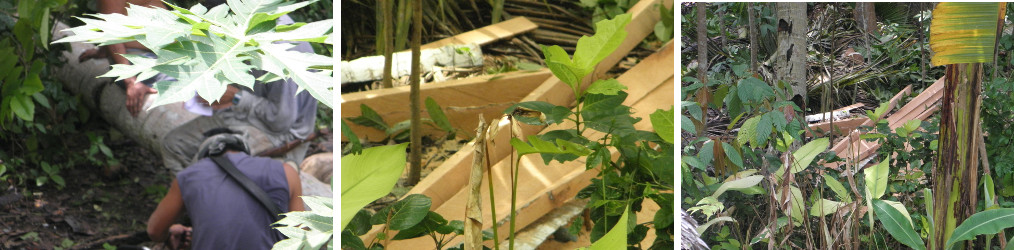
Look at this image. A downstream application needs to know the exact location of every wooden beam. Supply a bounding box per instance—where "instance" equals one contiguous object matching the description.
[806,117,867,137]
[359,32,675,247]
[416,17,539,51]
[340,70,552,141]
[825,79,943,171]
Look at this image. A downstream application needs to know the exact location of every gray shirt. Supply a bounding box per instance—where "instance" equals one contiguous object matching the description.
[177,152,290,249]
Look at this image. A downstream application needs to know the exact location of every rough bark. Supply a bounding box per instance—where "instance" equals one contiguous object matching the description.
[695,2,709,136]
[749,2,759,73]
[382,0,394,88]
[933,63,984,249]
[407,0,423,185]
[774,2,808,101]
[854,3,878,35]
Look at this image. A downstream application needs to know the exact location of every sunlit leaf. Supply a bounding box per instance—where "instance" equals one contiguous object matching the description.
[930,2,1006,66]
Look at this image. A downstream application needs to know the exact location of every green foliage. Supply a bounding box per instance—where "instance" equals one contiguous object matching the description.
[945,208,1014,249]
[581,206,629,250]
[54,0,335,108]
[273,196,334,249]
[649,106,675,144]
[340,120,363,155]
[579,0,638,24]
[872,199,925,250]
[340,143,408,230]
[347,99,456,142]
[982,77,1014,196]
[654,2,674,42]
[541,13,630,92]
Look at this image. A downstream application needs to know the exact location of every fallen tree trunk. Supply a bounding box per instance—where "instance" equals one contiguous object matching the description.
[51,22,333,199]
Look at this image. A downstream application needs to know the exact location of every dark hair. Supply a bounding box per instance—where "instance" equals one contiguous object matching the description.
[204,0,227,8]
[201,127,247,155]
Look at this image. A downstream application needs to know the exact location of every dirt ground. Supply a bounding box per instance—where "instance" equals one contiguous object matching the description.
[1,128,333,249]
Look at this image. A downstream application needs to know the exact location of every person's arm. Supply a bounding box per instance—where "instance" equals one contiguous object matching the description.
[148,178,185,242]
[283,163,304,212]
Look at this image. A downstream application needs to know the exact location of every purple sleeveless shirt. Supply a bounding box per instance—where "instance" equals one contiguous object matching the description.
[177,152,290,249]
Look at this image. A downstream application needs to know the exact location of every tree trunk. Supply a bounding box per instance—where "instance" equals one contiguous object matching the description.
[749,2,759,73]
[932,63,984,249]
[694,2,709,136]
[50,22,333,201]
[854,3,878,35]
[775,2,807,101]
[382,0,395,88]
[406,0,423,185]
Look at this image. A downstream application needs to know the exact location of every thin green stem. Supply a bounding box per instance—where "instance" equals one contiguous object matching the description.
[484,134,500,250]
[508,118,519,250]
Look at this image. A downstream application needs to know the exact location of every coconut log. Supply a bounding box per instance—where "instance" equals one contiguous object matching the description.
[51,22,333,199]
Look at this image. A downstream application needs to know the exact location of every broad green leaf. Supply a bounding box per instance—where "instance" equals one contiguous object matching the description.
[896,119,921,137]
[586,206,630,250]
[340,143,408,230]
[755,113,773,146]
[541,45,581,87]
[809,199,844,217]
[424,97,454,133]
[506,101,570,125]
[790,138,829,173]
[650,106,675,143]
[1006,234,1014,250]
[946,208,1014,248]
[721,142,742,168]
[695,216,735,235]
[872,199,926,250]
[11,95,33,121]
[371,194,432,231]
[865,157,890,200]
[775,186,805,222]
[339,120,362,155]
[710,175,762,199]
[347,104,388,131]
[510,136,591,165]
[822,174,852,203]
[985,173,996,205]
[585,78,627,95]
[737,115,760,147]
[737,77,774,103]
[882,200,914,228]
[681,115,695,133]
[930,3,1006,66]
[573,13,631,75]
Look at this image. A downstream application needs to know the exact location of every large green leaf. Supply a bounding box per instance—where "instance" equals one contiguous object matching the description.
[946,208,1014,248]
[865,157,891,200]
[572,13,630,73]
[710,175,763,199]
[585,78,628,96]
[650,106,675,144]
[873,199,926,250]
[584,206,629,250]
[54,0,334,108]
[340,143,408,230]
[929,2,1006,66]
[371,194,432,231]
[424,97,454,133]
[810,199,844,217]
[510,136,591,165]
[823,174,852,203]
[773,137,829,178]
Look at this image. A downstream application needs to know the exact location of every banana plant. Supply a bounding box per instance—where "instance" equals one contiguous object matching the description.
[928,2,1006,248]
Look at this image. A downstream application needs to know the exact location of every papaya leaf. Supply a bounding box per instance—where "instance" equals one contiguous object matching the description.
[872,199,926,250]
[340,143,408,230]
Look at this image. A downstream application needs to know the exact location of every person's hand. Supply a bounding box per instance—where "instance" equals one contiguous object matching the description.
[167,224,192,250]
[125,77,158,117]
[196,85,239,110]
[78,46,109,63]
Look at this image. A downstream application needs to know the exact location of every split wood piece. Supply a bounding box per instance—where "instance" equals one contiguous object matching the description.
[51,22,334,199]
[806,85,912,137]
[405,77,675,250]
[464,116,487,250]
[825,78,944,171]
[360,33,675,248]
[827,84,914,154]
[415,17,538,51]
[805,103,865,123]
[400,40,673,214]
[340,70,552,141]
[341,43,484,84]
